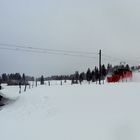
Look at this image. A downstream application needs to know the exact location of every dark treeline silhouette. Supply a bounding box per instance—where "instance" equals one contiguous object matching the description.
[107,63,136,76]
[0,73,34,85]
[131,65,140,71]
[45,75,72,81]
[44,63,139,85]
[0,64,139,87]
[45,64,108,85]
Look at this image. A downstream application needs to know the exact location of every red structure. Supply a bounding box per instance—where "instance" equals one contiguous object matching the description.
[107,69,132,83]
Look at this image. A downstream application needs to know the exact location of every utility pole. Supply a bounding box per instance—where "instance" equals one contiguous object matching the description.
[99,50,102,85]
[36,78,37,87]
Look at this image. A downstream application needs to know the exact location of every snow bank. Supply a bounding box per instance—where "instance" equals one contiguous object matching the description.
[0,74,140,140]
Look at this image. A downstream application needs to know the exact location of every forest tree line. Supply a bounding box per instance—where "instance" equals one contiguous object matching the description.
[0,73,34,85]
[0,64,140,86]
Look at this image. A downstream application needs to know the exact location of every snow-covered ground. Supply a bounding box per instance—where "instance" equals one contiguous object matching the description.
[0,72,140,140]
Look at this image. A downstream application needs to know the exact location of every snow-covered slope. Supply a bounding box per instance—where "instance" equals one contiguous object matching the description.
[0,72,140,140]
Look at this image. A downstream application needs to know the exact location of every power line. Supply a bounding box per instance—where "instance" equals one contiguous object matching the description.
[102,53,140,64]
[0,43,139,64]
[102,54,123,61]
[0,43,98,55]
[0,47,98,59]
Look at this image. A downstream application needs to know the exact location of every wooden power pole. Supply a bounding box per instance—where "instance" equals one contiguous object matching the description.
[99,50,102,85]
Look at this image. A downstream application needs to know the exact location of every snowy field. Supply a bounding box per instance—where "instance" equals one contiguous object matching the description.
[0,72,140,140]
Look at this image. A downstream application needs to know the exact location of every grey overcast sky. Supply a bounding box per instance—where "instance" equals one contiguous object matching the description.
[0,0,140,76]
